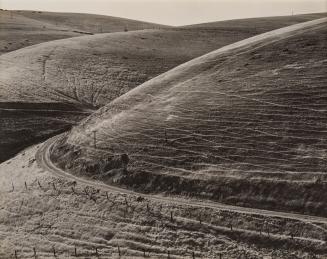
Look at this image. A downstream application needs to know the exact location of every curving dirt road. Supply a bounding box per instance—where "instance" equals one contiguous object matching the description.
[35,18,327,233]
[36,134,327,226]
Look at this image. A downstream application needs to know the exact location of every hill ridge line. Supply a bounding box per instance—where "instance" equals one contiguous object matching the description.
[112,17,327,104]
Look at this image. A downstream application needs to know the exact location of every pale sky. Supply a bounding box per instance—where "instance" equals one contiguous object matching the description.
[1,0,326,26]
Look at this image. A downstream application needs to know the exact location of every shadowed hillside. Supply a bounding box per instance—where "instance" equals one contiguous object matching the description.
[52,18,327,216]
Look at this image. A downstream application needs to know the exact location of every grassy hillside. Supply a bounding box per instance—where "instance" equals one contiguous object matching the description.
[52,18,327,216]
[2,13,326,107]
[0,145,326,258]
[14,10,166,33]
[184,13,326,29]
[0,9,167,55]
[0,9,79,55]
[1,13,325,162]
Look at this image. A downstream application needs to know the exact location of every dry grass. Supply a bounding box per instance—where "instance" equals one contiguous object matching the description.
[0,9,167,55]
[1,12,327,259]
[0,145,326,258]
[2,14,323,163]
[53,19,327,216]
[14,10,168,33]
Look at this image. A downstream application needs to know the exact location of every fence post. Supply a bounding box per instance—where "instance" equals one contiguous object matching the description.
[106,191,109,200]
[170,211,173,222]
[192,251,195,259]
[25,182,27,190]
[167,250,170,259]
[143,249,146,257]
[118,245,121,256]
[14,250,18,259]
[33,247,36,259]
[12,182,14,192]
[53,246,56,257]
[74,247,77,257]
[92,130,97,149]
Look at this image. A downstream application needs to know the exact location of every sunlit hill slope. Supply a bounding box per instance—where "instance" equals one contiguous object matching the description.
[53,18,327,216]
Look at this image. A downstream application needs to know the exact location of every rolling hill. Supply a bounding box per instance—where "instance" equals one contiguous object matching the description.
[51,18,327,216]
[1,13,326,106]
[0,9,167,55]
[0,13,327,258]
[0,13,326,163]
[13,10,166,33]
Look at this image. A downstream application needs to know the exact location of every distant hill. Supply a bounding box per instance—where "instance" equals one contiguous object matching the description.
[52,18,327,216]
[183,13,326,29]
[14,10,167,33]
[2,13,326,106]
[0,9,168,54]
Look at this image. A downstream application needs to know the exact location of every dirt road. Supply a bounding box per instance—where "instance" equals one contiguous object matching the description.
[36,135,327,226]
